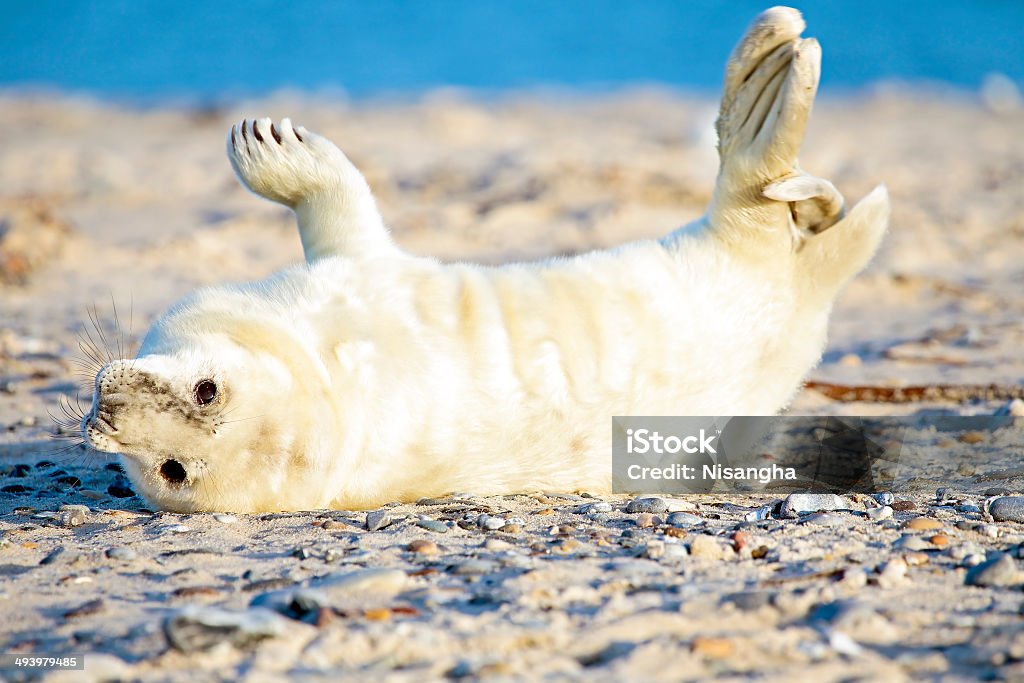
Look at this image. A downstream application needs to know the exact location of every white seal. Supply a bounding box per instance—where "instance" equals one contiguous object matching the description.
[83,7,889,512]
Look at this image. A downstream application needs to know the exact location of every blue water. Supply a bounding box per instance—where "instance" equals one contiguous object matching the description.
[2,1,1022,101]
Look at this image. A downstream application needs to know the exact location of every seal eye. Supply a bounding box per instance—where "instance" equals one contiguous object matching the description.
[194,379,218,406]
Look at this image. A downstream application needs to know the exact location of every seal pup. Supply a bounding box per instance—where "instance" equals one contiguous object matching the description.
[82,7,889,512]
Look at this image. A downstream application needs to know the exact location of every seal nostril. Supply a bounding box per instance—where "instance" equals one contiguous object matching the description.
[160,459,187,485]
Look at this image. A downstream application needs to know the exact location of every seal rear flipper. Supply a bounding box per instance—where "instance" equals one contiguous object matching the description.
[797,185,890,302]
[227,118,398,262]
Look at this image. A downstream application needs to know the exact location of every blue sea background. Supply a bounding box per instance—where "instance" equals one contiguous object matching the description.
[1,0,1022,101]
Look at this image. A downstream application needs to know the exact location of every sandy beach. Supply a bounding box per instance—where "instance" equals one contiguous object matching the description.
[1,89,1024,681]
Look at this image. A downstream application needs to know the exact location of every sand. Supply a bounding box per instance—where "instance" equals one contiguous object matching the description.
[1,89,1023,681]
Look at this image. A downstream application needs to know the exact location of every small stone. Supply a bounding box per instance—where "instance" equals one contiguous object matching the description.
[979,524,1000,539]
[662,498,697,512]
[872,492,895,506]
[691,636,733,659]
[626,497,668,514]
[689,535,726,560]
[988,496,1024,523]
[779,493,851,518]
[502,523,522,534]
[891,500,917,512]
[866,506,893,521]
[415,519,449,533]
[837,567,868,589]
[957,504,982,515]
[315,568,409,596]
[905,517,943,531]
[58,504,89,527]
[876,558,907,588]
[321,520,348,531]
[577,501,612,514]
[667,512,703,526]
[929,534,950,548]
[537,508,556,516]
[478,515,506,531]
[802,512,848,527]
[731,531,750,552]
[985,487,1013,497]
[164,605,290,652]
[408,539,439,555]
[64,598,104,619]
[452,559,498,575]
[634,513,657,529]
[642,540,665,559]
[213,513,237,524]
[1000,398,1024,417]
[965,554,1024,587]
[106,547,137,561]
[958,431,985,444]
[40,546,70,565]
[895,535,933,551]
[365,510,393,531]
[163,524,191,534]
[744,504,774,521]
[903,552,930,566]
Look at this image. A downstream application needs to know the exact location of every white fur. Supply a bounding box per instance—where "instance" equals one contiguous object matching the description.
[83,6,889,512]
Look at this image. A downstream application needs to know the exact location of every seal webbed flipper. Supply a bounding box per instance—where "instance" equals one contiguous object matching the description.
[227,118,398,262]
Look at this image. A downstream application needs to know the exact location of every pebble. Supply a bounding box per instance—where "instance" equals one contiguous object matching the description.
[965,554,1024,587]
[634,513,658,528]
[801,513,848,527]
[626,497,668,514]
[988,496,1024,523]
[744,504,774,521]
[106,547,137,561]
[164,605,290,652]
[872,492,895,506]
[667,512,703,526]
[415,519,449,533]
[1000,398,1024,417]
[408,540,439,555]
[779,493,851,518]
[163,524,191,534]
[837,567,868,589]
[365,510,393,531]
[895,536,933,552]
[691,636,733,659]
[478,515,507,531]
[452,559,498,575]
[40,546,72,565]
[577,501,612,514]
[979,524,1000,539]
[929,534,950,548]
[891,500,917,512]
[985,487,1013,497]
[958,431,985,444]
[314,568,409,596]
[321,520,349,531]
[641,540,664,559]
[689,535,726,560]
[876,558,907,588]
[58,504,89,527]
[957,504,982,515]
[866,506,893,521]
[904,517,943,531]
[64,598,104,619]
[213,513,237,524]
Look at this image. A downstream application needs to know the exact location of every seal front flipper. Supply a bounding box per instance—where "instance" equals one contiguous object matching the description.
[227,118,398,262]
